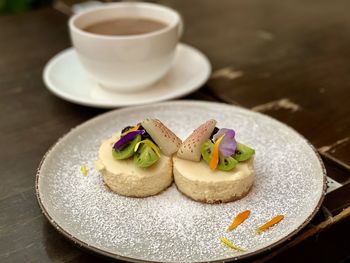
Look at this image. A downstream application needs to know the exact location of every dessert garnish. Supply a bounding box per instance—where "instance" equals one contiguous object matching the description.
[256,215,284,234]
[113,130,145,150]
[134,139,161,157]
[227,210,251,232]
[80,164,87,176]
[121,123,141,136]
[219,236,246,252]
[112,125,159,168]
[219,212,284,252]
[209,134,224,170]
[201,127,255,171]
[110,119,181,168]
[112,133,142,160]
[177,119,217,161]
[141,119,182,156]
[201,140,237,171]
[233,143,255,162]
[213,128,236,156]
[176,119,254,171]
[133,139,161,168]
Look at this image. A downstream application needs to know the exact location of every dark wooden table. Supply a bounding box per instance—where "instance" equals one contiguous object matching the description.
[1,1,350,262]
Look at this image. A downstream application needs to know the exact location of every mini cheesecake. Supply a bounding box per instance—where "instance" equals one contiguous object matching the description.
[97,119,181,198]
[174,119,255,203]
[98,135,173,197]
[173,157,255,203]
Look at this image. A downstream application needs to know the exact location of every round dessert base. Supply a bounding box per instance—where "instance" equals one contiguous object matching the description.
[173,157,255,204]
[99,164,173,198]
[175,183,253,204]
[101,171,173,198]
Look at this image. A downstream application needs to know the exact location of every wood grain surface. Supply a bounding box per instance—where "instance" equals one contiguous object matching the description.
[0,1,349,262]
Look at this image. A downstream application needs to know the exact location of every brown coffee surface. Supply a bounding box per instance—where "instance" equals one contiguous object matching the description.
[83,18,167,36]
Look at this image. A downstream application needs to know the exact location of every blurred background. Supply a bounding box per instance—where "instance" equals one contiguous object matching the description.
[0,0,52,13]
[0,0,114,13]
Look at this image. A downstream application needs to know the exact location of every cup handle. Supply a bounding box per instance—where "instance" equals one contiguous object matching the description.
[177,16,184,39]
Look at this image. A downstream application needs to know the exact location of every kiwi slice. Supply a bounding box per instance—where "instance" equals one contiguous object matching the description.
[218,155,238,171]
[112,135,141,160]
[134,144,159,168]
[201,140,214,163]
[233,142,255,162]
[200,140,238,171]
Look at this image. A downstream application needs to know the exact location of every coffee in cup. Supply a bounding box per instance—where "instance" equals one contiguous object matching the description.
[83,18,168,36]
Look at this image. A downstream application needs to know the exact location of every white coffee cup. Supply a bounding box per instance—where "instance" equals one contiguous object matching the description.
[69,2,182,92]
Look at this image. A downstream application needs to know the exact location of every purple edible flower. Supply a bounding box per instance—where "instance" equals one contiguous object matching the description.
[213,128,236,157]
[113,130,145,150]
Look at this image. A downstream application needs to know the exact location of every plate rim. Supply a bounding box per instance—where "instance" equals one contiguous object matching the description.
[42,44,212,108]
[35,100,327,262]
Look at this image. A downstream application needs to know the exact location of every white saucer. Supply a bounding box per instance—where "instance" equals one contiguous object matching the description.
[43,43,211,108]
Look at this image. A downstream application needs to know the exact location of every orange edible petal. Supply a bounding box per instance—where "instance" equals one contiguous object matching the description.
[122,123,141,136]
[209,134,225,170]
[227,210,251,232]
[256,215,284,234]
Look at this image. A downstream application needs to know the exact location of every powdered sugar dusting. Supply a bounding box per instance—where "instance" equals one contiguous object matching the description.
[37,101,325,262]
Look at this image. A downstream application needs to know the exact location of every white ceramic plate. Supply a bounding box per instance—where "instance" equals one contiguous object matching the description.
[43,44,211,108]
[36,101,326,262]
